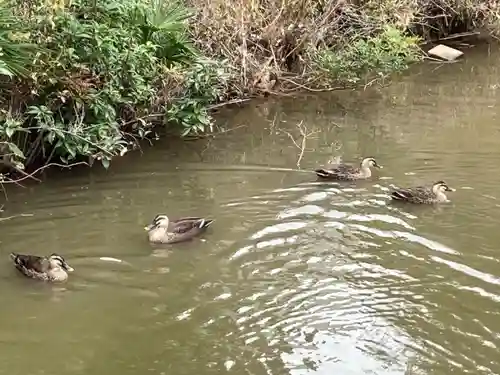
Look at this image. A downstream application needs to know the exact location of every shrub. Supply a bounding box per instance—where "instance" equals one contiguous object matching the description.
[0,1,39,78]
[1,0,498,178]
[0,0,230,174]
[313,26,422,86]
[166,59,234,136]
[188,0,499,94]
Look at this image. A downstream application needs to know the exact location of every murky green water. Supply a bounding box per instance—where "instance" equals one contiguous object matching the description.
[2,44,500,375]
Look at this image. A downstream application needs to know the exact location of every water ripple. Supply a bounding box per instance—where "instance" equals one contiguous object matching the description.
[5,54,500,375]
[221,167,500,375]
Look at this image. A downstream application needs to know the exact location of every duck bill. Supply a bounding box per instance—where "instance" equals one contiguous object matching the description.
[64,264,75,272]
[375,164,383,169]
[446,187,456,192]
[144,224,154,231]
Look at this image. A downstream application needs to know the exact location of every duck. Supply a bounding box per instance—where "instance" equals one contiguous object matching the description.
[390,180,456,204]
[315,157,383,180]
[144,214,214,244]
[10,253,74,282]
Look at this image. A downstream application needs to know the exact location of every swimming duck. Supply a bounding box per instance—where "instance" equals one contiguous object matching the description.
[315,157,383,180]
[390,180,456,204]
[144,214,214,244]
[10,253,74,282]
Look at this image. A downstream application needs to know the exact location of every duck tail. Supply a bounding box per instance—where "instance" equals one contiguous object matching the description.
[199,219,214,229]
[314,169,331,178]
[390,191,407,200]
[10,253,23,267]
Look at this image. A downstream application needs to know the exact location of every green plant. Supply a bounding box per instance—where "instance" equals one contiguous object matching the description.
[0,0,203,172]
[314,26,422,85]
[167,59,232,136]
[0,1,39,78]
[129,0,198,63]
[1,0,491,180]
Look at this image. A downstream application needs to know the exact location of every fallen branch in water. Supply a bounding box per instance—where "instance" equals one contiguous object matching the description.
[182,124,247,140]
[1,161,89,187]
[207,98,252,110]
[0,200,35,223]
[278,121,319,168]
[0,213,34,222]
[280,77,344,93]
[120,99,252,130]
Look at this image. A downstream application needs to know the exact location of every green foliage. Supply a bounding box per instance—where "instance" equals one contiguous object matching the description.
[0,0,439,176]
[167,59,232,136]
[0,0,231,173]
[314,26,422,84]
[129,0,198,63]
[0,1,40,78]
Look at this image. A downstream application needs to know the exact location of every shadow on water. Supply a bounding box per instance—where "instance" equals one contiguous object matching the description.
[1,44,500,374]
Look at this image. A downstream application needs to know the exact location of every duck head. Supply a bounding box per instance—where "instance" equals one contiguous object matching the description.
[432,181,456,194]
[361,157,383,169]
[144,214,170,231]
[49,254,74,272]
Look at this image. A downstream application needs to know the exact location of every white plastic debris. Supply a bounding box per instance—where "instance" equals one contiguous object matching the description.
[99,257,123,263]
[428,44,464,61]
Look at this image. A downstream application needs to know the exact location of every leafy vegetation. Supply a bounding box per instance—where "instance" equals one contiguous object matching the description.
[188,0,499,94]
[0,0,498,180]
[313,26,422,85]
[0,0,232,176]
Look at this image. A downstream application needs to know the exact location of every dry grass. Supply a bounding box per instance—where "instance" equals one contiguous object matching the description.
[413,0,500,39]
[187,0,500,94]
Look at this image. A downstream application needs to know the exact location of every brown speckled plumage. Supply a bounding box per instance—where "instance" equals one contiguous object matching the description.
[10,253,74,282]
[315,157,383,181]
[390,181,455,204]
[144,214,214,244]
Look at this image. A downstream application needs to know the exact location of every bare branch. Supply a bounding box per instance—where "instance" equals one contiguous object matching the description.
[183,124,247,140]
[1,161,88,186]
[0,213,34,222]
[207,98,251,110]
[277,121,319,168]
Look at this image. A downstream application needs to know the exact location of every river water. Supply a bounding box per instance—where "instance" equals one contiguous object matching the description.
[1,44,500,375]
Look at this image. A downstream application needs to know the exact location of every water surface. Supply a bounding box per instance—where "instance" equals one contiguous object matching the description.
[1,44,500,375]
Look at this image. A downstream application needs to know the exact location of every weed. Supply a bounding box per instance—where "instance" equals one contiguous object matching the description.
[167,59,233,136]
[0,0,498,178]
[0,0,230,174]
[313,26,422,85]
[188,0,499,93]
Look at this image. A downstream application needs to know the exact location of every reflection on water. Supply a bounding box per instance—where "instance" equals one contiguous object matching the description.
[2,44,500,375]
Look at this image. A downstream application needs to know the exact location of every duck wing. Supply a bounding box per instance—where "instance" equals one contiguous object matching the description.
[10,253,47,273]
[170,217,214,234]
[391,186,431,201]
[315,163,357,179]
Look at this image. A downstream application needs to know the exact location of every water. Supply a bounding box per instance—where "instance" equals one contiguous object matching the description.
[1,44,500,375]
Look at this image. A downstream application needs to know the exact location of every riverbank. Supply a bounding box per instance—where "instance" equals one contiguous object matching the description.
[0,0,498,183]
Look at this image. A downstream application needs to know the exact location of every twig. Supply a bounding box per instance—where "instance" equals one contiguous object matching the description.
[121,113,164,128]
[363,76,380,90]
[207,98,251,110]
[0,161,41,184]
[268,111,279,134]
[278,121,319,168]
[424,56,459,64]
[240,13,248,88]
[280,77,344,92]
[430,31,480,42]
[181,124,247,140]
[0,213,34,222]
[1,161,88,185]
[23,126,116,157]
